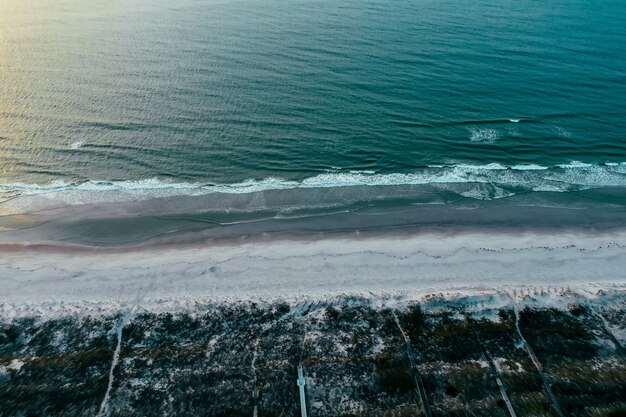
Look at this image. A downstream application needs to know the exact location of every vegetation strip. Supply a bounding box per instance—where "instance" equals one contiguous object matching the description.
[506,292,566,417]
[392,310,432,417]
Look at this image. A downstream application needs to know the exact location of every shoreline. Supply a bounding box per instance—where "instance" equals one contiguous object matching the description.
[2,185,626,248]
[1,220,625,253]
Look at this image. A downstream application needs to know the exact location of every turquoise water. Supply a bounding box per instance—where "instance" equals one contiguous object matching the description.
[2,0,626,183]
[1,0,625,244]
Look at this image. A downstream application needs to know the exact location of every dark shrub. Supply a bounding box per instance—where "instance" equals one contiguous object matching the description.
[445,383,459,397]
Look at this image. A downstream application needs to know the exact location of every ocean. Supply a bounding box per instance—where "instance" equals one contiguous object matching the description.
[1,0,625,245]
[3,3,626,414]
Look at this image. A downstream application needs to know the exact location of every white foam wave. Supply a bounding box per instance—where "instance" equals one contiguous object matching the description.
[470,128,499,143]
[456,186,516,200]
[511,164,549,170]
[455,163,507,170]
[554,126,572,138]
[558,161,593,168]
[349,170,376,174]
[0,163,624,214]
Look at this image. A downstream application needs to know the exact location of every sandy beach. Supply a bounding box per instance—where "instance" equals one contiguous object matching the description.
[2,229,624,307]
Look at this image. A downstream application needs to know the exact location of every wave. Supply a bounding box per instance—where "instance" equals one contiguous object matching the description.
[1,162,625,215]
[390,117,526,128]
[469,128,499,143]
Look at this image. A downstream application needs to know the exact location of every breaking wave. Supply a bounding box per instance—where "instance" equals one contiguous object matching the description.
[470,128,500,143]
[1,162,625,215]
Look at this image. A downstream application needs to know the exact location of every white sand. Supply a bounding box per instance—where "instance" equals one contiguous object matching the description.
[1,230,624,307]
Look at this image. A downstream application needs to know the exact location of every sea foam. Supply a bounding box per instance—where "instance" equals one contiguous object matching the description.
[470,128,499,143]
[0,163,624,215]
